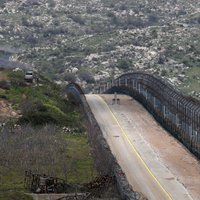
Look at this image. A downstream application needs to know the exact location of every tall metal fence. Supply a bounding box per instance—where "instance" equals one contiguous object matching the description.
[97,72,200,159]
[66,82,144,199]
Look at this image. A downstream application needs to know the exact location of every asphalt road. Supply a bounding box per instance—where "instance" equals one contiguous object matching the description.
[86,94,200,200]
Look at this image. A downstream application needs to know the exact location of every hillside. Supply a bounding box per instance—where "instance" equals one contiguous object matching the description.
[0,0,200,97]
[0,69,96,200]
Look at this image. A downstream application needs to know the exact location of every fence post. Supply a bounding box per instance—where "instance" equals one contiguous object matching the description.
[163,105,166,118]
[176,114,180,127]
[145,90,148,100]
[125,78,128,87]
[107,82,109,91]
[138,83,141,93]
[154,97,157,108]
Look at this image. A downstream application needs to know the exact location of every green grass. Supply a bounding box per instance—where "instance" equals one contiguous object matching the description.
[0,70,96,192]
[0,167,23,191]
[0,191,32,200]
[58,133,96,183]
[0,70,97,200]
[0,70,83,126]
[0,131,96,192]
[0,69,96,197]
[7,70,24,80]
[0,166,32,199]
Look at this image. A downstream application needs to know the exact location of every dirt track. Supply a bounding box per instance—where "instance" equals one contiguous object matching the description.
[86,94,200,200]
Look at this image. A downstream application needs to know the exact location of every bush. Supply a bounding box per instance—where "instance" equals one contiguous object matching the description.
[197,16,200,24]
[110,14,121,26]
[119,4,127,11]
[25,34,38,44]
[0,80,11,90]
[160,69,167,76]
[126,17,145,27]
[117,59,132,70]
[20,99,47,114]
[64,73,76,82]
[43,27,68,37]
[19,98,70,125]
[8,71,26,87]
[148,14,158,24]
[49,0,55,7]
[18,112,57,125]
[78,71,95,83]
[69,15,85,25]
[8,71,24,79]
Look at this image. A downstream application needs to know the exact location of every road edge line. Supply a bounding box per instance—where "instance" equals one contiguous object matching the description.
[96,95,172,200]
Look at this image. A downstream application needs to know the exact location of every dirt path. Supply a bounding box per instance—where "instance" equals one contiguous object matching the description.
[86,94,200,200]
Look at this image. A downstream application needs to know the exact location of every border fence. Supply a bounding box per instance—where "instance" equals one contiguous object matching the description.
[66,82,145,199]
[97,72,200,159]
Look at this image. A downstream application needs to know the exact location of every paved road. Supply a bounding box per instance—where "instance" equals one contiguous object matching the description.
[86,94,200,200]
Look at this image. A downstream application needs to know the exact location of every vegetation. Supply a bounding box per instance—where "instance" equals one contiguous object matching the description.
[117,59,132,71]
[1,0,199,97]
[180,66,200,96]
[0,69,96,198]
[0,69,83,126]
[0,191,32,200]
[0,125,95,186]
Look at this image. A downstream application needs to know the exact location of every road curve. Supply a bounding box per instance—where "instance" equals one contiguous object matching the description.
[86,94,200,200]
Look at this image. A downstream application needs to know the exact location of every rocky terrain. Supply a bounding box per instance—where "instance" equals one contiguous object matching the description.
[0,0,200,97]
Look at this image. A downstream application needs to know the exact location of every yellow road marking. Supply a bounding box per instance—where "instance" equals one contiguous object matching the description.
[95,95,172,200]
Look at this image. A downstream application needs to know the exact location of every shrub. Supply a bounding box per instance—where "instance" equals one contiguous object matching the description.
[119,4,127,11]
[126,17,145,27]
[117,59,132,70]
[20,99,47,114]
[69,15,85,25]
[0,80,10,90]
[160,69,167,76]
[49,0,55,7]
[78,71,95,83]
[197,16,200,24]
[18,112,57,125]
[148,14,158,24]
[64,73,76,82]
[8,71,26,87]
